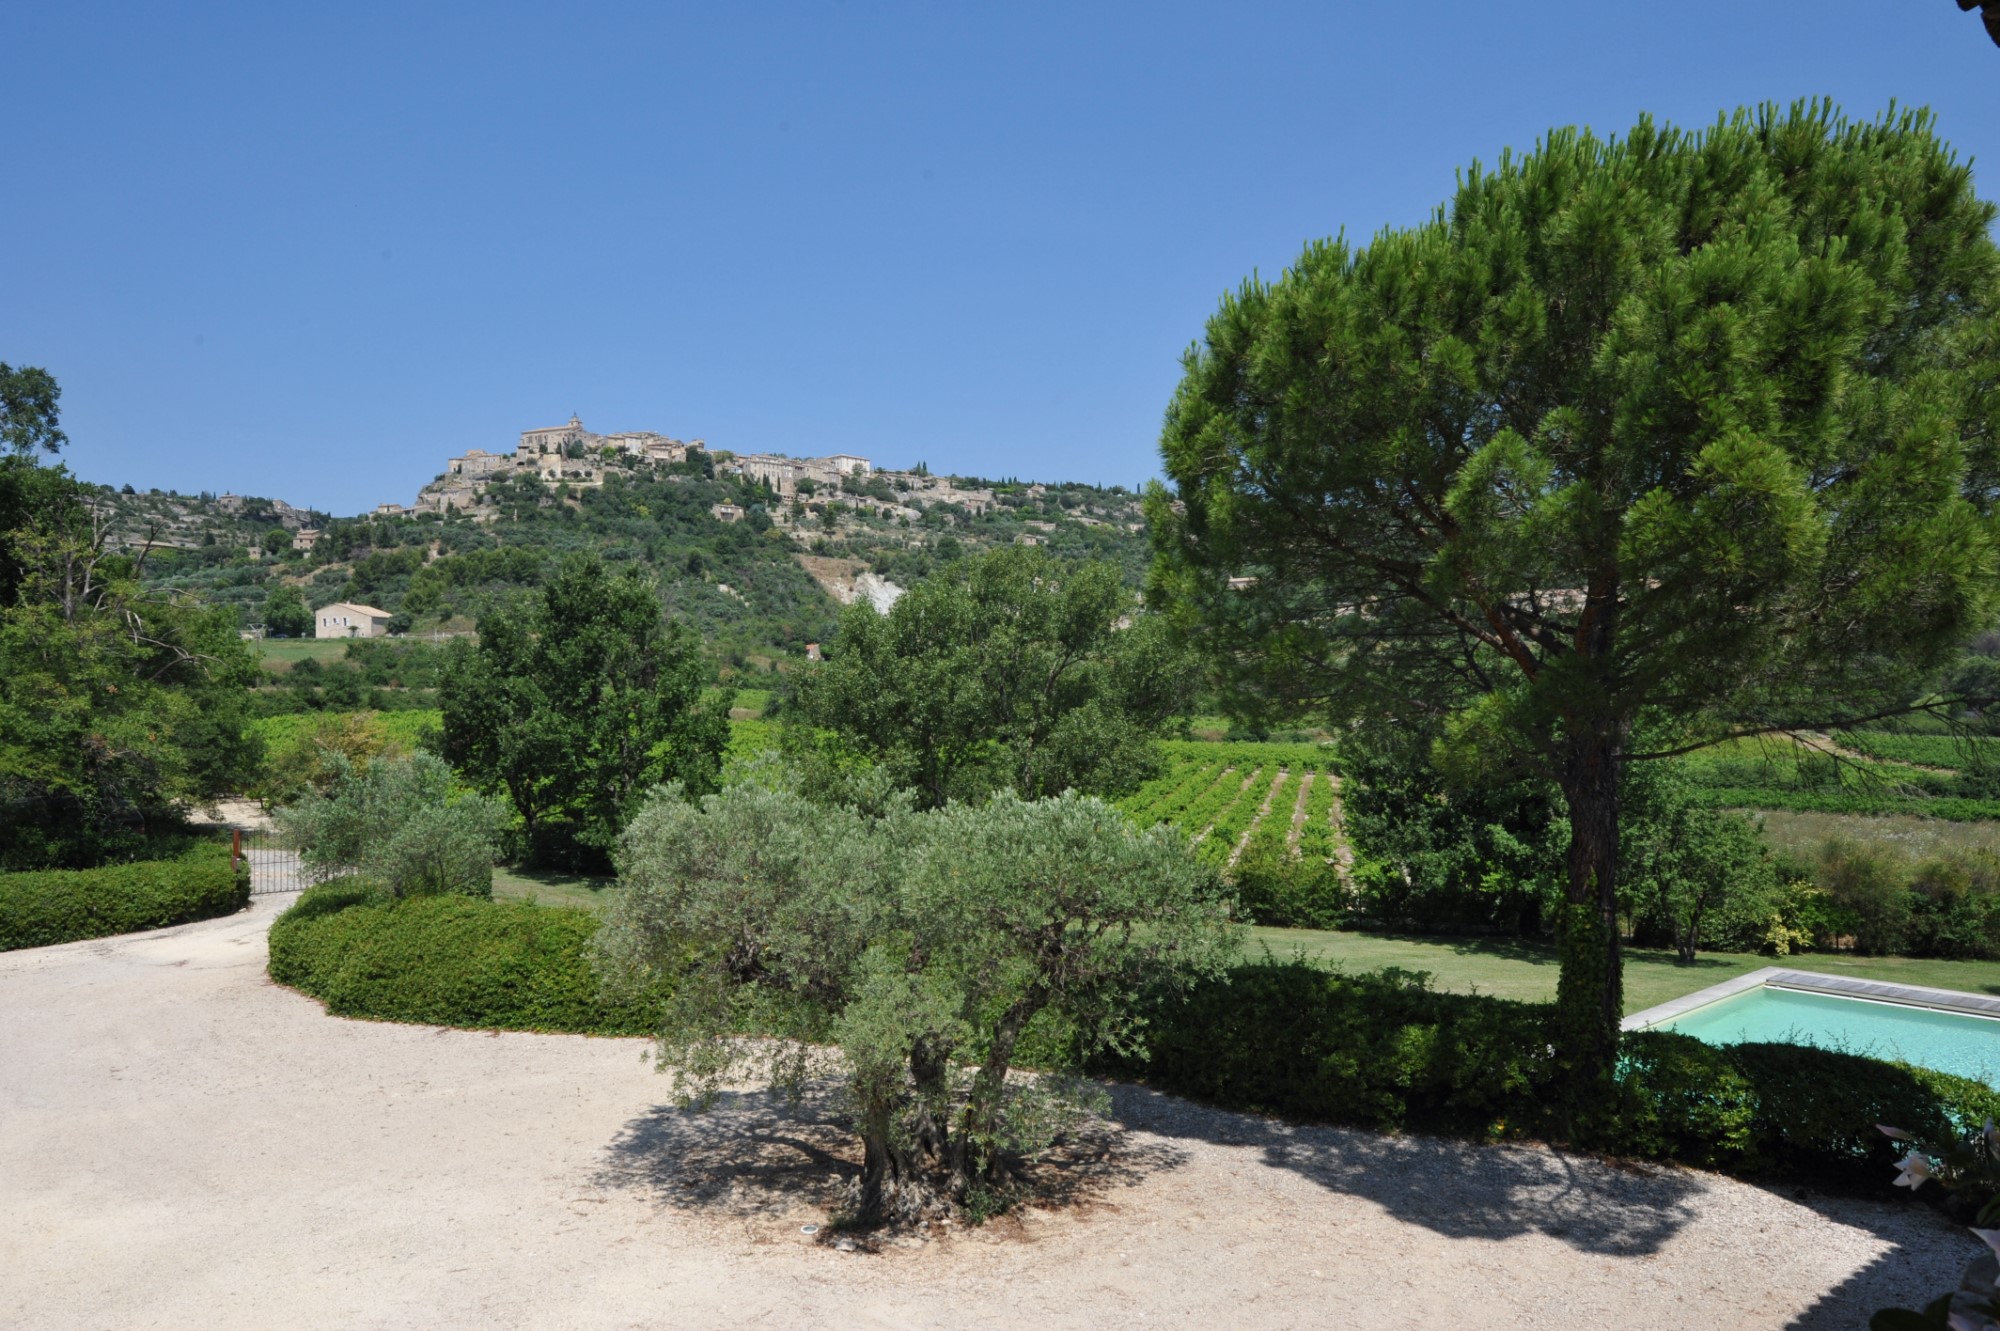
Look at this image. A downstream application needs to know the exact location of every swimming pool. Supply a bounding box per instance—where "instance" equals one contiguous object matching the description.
[1654,984,2000,1086]
[1624,967,2000,1087]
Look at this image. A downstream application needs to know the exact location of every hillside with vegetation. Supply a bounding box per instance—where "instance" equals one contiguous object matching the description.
[92,454,1150,678]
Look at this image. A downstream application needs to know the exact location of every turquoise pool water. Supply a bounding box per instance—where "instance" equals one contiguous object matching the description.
[1657,985,2000,1087]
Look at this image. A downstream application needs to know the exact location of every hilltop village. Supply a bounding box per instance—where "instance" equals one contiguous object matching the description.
[377,414,1035,533]
[91,413,1152,663]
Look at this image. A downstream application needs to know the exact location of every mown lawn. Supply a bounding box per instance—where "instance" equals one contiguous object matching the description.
[1248,926,2000,1013]
[491,867,617,911]
[256,639,353,669]
[476,878,2000,1016]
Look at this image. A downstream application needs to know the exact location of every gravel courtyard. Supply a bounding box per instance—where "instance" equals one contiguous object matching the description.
[0,896,1979,1330]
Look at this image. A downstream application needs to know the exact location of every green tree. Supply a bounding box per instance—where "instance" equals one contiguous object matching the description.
[1620,768,1773,963]
[262,584,311,637]
[440,553,729,870]
[597,784,1234,1226]
[0,463,262,866]
[789,547,1199,808]
[261,527,291,556]
[1150,103,2000,1087]
[0,363,66,458]
[1,363,72,607]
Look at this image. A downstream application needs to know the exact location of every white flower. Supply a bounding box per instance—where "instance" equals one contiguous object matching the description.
[1878,1124,1915,1142]
[1893,1151,1934,1190]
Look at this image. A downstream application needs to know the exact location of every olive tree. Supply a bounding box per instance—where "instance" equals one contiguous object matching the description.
[596,784,1235,1226]
[1151,103,2000,1087]
[277,752,504,899]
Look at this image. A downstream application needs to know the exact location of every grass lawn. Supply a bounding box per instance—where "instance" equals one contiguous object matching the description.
[1247,926,2000,1013]
[491,866,617,911]
[1748,807,2000,863]
[257,639,352,670]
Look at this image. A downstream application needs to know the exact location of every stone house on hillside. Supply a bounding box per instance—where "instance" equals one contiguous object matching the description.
[315,602,394,639]
[448,449,513,478]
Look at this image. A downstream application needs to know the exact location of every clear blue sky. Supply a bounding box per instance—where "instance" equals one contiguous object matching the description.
[4,2,1996,515]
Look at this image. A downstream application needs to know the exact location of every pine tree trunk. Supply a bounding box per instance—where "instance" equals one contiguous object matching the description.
[1554,727,1625,1096]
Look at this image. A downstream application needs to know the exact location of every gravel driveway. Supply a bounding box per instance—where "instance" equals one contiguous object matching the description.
[0,897,1978,1329]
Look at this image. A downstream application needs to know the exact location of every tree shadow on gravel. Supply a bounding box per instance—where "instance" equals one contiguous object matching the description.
[1103,1082,1705,1257]
[592,1087,1191,1222]
[1104,1081,1977,1326]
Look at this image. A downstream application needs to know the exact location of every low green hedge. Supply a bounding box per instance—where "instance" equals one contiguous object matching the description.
[1111,959,2000,1191]
[267,880,668,1035]
[0,840,250,951]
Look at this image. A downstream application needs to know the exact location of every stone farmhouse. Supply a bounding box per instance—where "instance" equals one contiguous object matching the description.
[315,602,393,638]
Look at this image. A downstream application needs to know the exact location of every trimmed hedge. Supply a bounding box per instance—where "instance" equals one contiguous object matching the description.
[1112,959,2000,1191]
[0,840,250,951]
[1117,962,1553,1136]
[267,881,667,1035]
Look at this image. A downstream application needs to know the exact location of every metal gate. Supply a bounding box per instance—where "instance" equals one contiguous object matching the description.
[233,828,342,896]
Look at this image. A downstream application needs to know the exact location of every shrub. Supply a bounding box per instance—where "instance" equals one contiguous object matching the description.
[1114,960,1556,1135]
[1729,1042,2000,1188]
[1114,958,2000,1191]
[0,839,249,951]
[1608,1031,1760,1167]
[257,711,407,806]
[1231,847,1346,929]
[275,752,502,899]
[267,881,668,1034]
[1815,840,1912,953]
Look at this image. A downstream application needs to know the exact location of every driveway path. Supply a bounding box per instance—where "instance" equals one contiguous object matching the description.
[0,898,1977,1329]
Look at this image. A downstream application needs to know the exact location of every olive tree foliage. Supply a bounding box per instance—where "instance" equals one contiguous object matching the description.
[1150,103,2000,1086]
[276,752,505,899]
[596,784,1236,1226]
[786,546,1200,809]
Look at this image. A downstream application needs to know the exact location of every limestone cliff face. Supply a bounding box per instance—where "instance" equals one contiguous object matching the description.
[793,555,905,612]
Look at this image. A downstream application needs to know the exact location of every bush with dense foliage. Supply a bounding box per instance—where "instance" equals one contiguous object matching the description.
[266,880,669,1034]
[0,839,249,951]
[1339,727,1569,935]
[1784,839,2000,959]
[275,752,504,900]
[256,710,412,806]
[1111,959,2000,1191]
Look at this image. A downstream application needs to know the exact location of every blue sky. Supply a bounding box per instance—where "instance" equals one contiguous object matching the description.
[4,2,1996,515]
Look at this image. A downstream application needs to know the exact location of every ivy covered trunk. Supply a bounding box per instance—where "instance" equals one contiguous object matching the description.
[1554,726,1625,1096]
